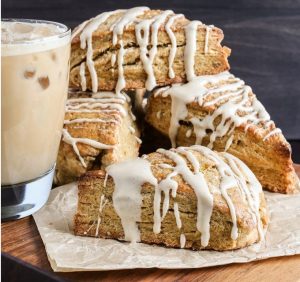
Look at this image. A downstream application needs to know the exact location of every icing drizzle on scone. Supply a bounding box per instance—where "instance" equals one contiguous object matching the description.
[79,10,126,92]
[135,10,173,90]
[104,145,264,247]
[153,71,282,149]
[73,8,213,93]
[62,91,129,168]
[106,158,158,243]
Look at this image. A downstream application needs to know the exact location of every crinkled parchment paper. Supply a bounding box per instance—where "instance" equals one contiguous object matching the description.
[33,182,300,272]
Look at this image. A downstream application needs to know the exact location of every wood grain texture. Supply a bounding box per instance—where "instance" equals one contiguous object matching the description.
[2,0,300,139]
[2,164,300,282]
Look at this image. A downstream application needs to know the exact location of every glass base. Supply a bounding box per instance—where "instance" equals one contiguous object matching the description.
[1,167,54,221]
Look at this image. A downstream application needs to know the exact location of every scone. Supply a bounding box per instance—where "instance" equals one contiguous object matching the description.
[70,7,230,93]
[145,71,299,194]
[55,90,140,185]
[74,145,268,251]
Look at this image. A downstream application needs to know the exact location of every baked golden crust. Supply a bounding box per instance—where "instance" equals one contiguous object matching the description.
[74,148,268,251]
[55,91,140,185]
[145,78,299,194]
[70,9,230,91]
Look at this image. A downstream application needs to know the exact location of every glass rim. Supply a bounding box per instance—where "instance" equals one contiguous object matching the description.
[1,18,71,45]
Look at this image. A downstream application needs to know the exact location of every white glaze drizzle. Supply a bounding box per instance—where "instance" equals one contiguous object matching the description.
[95,194,108,236]
[220,151,264,240]
[135,10,173,90]
[64,117,118,125]
[129,126,136,134]
[186,129,192,138]
[66,93,127,117]
[76,8,212,93]
[111,53,116,66]
[80,10,124,92]
[110,7,150,94]
[153,170,178,234]
[159,163,173,169]
[142,98,148,110]
[149,10,174,62]
[204,25,213,54]
[103,172,108,188]
[203,79,245,106]
[184,21,202,81]
[154,72,275,149]
[155,71,232,147]
[110,7,150,45]
[105,145,264,247]
[180,233,186,248]
[190,87,266,150]
[264,120,274,128]
[106,158,157,243]
[63,92,129,167]
[156,111,161,119]
[263,128,282,141]
[67,97,125,104]
[190,145,239,239]
[165,14,183,78]
[190,145,264,240]
[79,62,87,91]
[135,136,143,144]
[83,223,94,235]
[62,129,114,168]
[154,86,170,98]
[130,110,137,121]
[72,19,91,40]
[115,40,126,95]
[173,202,182,229]
[156,148,213,247]
[225,135,234,151]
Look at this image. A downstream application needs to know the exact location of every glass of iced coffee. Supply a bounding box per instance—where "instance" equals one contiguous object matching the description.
[1,19,71,220]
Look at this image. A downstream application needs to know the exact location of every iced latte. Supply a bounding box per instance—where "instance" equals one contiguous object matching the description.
[1,19,71,220]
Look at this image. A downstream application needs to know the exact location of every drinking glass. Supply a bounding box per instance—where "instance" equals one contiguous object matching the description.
[1,19,71,220]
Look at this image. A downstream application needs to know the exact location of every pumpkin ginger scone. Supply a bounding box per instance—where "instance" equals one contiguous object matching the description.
[55,90,140,186]
[145,72,299,194]
[70,7,230,93]
[74,145,268,251]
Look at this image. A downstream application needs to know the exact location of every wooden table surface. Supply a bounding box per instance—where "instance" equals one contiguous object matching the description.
[2,165,300,282]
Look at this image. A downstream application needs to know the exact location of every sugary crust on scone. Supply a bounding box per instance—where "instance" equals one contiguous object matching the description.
[55,91,140,185]
[70,9,230,91]
[145,85,298,194]
[74,150,268,251]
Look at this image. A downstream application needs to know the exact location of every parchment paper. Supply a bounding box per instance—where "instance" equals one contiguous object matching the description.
[33,182,300,272]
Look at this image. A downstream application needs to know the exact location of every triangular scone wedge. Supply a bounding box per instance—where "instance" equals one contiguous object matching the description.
[55,90,140,186]
[70,8,230,92]
[74,145,268,251]
[145,72,299,194]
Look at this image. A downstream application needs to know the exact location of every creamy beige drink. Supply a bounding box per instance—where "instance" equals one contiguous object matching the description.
[1,20,71,185]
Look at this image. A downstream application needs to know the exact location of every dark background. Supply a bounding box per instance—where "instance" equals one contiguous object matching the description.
[3,0,300,141]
